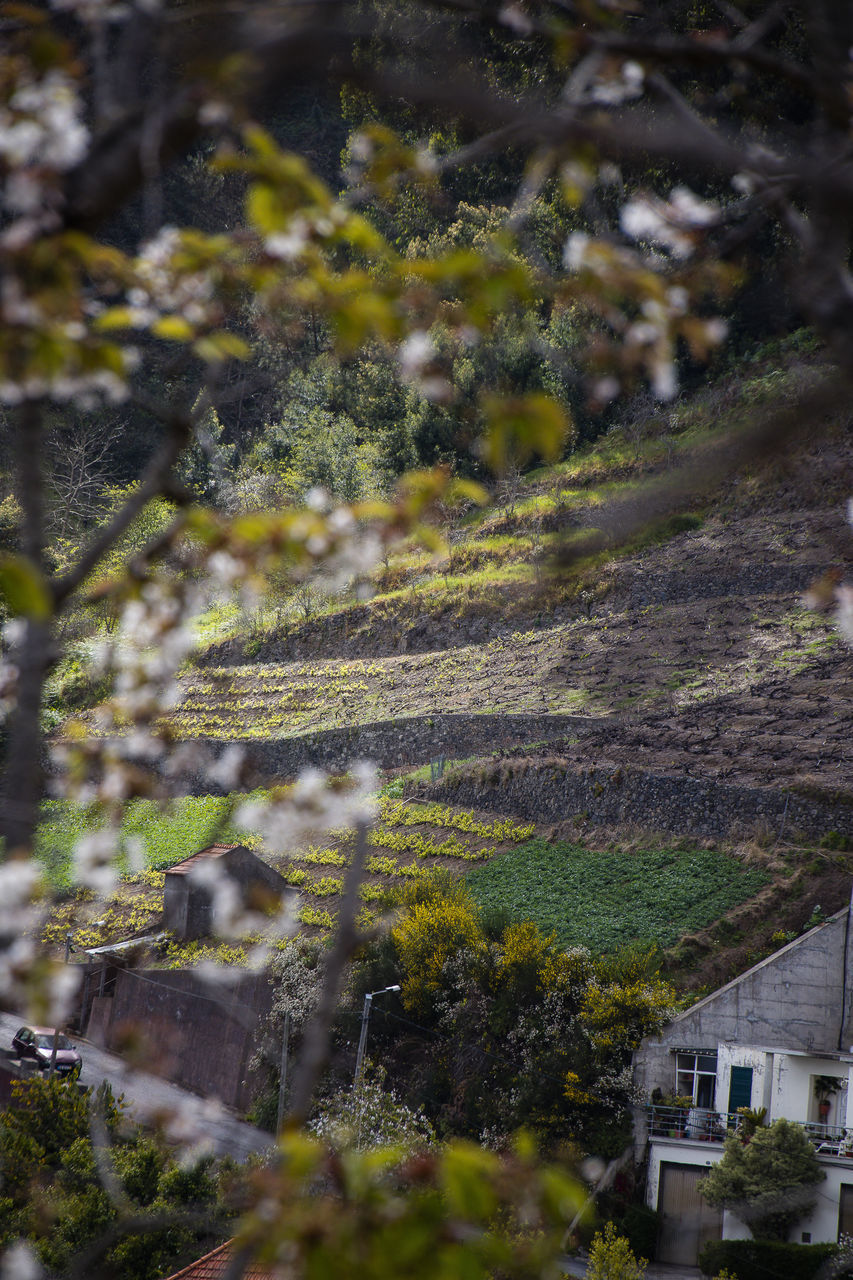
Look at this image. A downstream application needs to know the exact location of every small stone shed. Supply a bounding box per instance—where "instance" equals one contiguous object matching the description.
[163,843,288,940]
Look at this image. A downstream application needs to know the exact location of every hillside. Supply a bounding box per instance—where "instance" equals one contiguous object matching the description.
[170,352,851,819]
[38,348,851,991]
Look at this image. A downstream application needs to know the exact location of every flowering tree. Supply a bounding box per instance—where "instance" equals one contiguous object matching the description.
[0,0,851,1273]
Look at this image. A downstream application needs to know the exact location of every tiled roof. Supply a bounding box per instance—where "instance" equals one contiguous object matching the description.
[163,1240,274,1279]
[165,844,241,876]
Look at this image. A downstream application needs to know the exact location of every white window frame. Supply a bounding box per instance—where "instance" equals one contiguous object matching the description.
[675,1050,717,1107]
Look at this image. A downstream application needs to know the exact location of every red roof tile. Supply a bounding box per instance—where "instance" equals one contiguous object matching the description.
[165,845,241,876]
[163,1240,274,1279]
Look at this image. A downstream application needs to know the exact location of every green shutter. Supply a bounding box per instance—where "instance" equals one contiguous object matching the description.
[728,1066,753,1112]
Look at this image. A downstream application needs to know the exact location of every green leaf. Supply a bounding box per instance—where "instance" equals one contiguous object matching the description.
[246,183,285,235]
[152,315,195,341]
[94,307,138,332]
[439,1142,498,1221]
[192,331,251,363]
[0,554,52,620]
[481,393,572,474]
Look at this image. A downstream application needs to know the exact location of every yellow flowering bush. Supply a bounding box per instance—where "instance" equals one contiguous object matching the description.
[580,978,676,1053]
[392,893,484,1010]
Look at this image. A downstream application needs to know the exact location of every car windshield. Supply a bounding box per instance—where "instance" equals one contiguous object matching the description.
[34,1034,73,1050]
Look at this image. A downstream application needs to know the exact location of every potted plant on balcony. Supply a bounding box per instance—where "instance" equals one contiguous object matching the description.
[736,1105,767,1143]
[814,1075,841,1122]
[657,1092,692,1138]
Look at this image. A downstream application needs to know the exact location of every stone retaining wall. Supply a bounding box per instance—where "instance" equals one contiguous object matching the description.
[197,712,853,841]
[419,758,853,843]
[199,713,593,784]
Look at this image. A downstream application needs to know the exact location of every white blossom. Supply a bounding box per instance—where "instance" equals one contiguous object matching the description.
[205,744,246,791]
[498,3,533,36]
[266,217,310,261]
[125,836,146,875]
[305,487,330,513]
[703,318,729,345]
[650,354,677,401]
[836,584,853,647]
[0,861,43,936]
[47,964,82,1026]
[732,172,755,195]
[591,376,620,404]
[0,658,19,722]
[73,829,120,894]
[348,131,373,164]
[4,172,42,214]
[0,938,36,1009]
[1,619,27,648]
[589,61,644,106]
[562,232,590,272]
[398,330,435,379]
[198,100,231,126]
[5,71,89,170]
[0,1241,42,1280]
[621,185,718,259]
[236,762,377,855]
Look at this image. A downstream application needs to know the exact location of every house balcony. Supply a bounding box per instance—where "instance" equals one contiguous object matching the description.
[645,1105,853,1156]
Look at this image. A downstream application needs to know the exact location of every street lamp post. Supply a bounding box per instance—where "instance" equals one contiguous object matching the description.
[353,984,400,1088]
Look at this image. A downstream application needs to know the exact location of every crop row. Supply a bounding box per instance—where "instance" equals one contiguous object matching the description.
[378,799,534,843]
[298,905,336,929]
[365,854,423,878]
[202,662,386,681]
[303,849,348,867]
[371,827,495,862]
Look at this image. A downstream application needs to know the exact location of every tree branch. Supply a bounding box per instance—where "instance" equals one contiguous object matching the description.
[285,821,368,1125]
[51,410,194,606]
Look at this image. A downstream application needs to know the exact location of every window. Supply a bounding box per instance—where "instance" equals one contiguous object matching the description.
[676,1051,717,1107]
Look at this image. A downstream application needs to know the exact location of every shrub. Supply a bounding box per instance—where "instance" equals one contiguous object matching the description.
[587,1222,647,1280]
[699,1118,824,1241]
[392,892,484,1010]
[617,1206,661,1262]
[698,1239,843,1280]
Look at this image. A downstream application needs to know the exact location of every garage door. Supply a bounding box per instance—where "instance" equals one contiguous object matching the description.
[658,1163,723,1266]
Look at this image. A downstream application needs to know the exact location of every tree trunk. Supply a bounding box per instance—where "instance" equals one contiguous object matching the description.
[0,402,51,855]
[0,617,52,854]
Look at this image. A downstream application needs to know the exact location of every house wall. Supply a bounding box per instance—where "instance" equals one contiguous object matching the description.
[163,877,189,936]
[85,967,273,1109]
[164,849,288,942]
[635,910,853,1101]
[646,1137,853,1247]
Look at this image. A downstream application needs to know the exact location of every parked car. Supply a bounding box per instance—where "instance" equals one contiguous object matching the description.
[11,1026,82,1077]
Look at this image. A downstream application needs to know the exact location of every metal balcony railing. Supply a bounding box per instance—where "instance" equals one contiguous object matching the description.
[645,1105,853,1155]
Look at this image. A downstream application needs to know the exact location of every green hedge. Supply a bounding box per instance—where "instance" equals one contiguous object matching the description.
[617,1205,661,1260]
[699,1239,848,1280]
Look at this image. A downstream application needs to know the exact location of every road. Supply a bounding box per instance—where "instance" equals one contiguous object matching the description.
[0,1012,274,1164]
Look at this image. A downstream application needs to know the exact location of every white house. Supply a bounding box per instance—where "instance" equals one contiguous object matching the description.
[633,902,853,1266]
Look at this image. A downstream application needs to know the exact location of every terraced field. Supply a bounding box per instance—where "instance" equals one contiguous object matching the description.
[172,595,838,740]
[37,795,536,964]
[39,793,775,971]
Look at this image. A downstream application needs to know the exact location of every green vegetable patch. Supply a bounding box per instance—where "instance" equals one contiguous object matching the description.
[466,839,770,953]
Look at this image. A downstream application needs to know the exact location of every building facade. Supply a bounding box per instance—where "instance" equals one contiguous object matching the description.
[633,903,853,1265]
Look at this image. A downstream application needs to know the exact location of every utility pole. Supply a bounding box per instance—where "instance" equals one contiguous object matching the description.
[353,984,400,1088]
[276,1011,291,1135]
